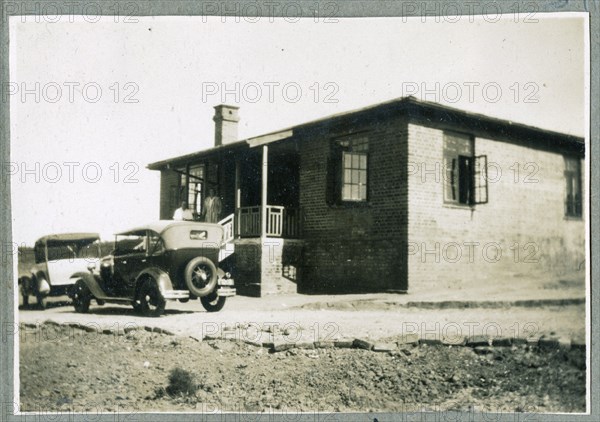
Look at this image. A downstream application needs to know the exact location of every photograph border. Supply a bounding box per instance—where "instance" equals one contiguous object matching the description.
[1,0,598,420]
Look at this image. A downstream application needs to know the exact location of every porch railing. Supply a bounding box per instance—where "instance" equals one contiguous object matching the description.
[218,213,235,244]
[235,205,301,238]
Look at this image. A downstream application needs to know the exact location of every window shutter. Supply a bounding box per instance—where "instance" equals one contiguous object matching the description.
[472,155,488,205]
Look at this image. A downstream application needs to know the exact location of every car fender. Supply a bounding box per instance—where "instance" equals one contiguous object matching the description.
[34,272,51,295]
[31,265,51,296]
[135,267,174,296]
[69,272,103,299]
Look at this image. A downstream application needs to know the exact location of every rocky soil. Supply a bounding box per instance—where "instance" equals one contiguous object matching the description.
[19,324,586,415]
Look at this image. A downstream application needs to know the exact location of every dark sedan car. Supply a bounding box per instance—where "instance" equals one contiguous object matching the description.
[69,221,235,316]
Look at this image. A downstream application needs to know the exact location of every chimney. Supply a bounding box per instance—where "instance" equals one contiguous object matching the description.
[213,104,240,147]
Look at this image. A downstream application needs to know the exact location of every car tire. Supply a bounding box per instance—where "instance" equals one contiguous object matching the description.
[19,277,30,307]
[21,287,29,307]
[200,292,226,312]
[72,280,92,313]
[184,257,218,298]
[136,278,165,317]
[36,292,47,310]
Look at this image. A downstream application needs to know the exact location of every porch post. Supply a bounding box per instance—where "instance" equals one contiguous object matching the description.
[234,158,241,237]
[261,145,268,237]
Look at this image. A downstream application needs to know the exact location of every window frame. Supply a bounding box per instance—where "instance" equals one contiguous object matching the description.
[443,132,488,207]
[327,133,370,206]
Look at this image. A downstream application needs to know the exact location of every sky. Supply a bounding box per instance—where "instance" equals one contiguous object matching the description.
[9,14,588,244]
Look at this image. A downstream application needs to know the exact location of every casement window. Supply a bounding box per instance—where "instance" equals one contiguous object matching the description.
[187,165,204,216]
[443,132,488,206]
[176,165,205,216]
[327,134,369,205]
[564,156,582,217]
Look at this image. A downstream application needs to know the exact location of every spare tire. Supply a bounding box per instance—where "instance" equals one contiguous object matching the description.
[184,257,218,297]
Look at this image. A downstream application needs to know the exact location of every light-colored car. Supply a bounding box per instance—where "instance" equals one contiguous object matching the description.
[69,221,235,316]
[20,233,102,309]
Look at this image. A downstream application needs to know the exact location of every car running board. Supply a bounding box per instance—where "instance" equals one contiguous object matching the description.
[94,296,133,304]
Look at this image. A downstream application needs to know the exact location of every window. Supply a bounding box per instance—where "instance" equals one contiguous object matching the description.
[188,165,204,216]
[34,243,45,264]
[190,230,208,240]
[148,231,164,256]
[177,164,205,218]
[565,156,582,217]
[114,232,147,256]
[327,134,369,204]
[443,132,488,206]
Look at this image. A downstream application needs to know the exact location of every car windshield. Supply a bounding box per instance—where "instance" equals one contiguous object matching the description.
[114,232,147,255]
[46,239,101,262]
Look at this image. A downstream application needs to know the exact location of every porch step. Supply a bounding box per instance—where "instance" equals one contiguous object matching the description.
[219,242,235,262]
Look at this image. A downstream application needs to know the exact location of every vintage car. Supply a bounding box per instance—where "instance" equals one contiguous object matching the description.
[68,220,235,316]
[20,233,102,309]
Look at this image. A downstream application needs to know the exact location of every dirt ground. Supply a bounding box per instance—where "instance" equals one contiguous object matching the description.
[16,279,588,416]
[19,324,586,415]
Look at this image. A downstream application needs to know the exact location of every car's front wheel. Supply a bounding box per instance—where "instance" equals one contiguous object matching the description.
[36,292,47,310]
[72,280,92,313]
[184,257,218,297]
[135,278,165,317]
[19,277,30,307]
[200,292,226,312]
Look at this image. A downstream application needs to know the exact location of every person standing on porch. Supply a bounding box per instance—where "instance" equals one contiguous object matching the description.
[173,201,194,221]
[202,188,222,223]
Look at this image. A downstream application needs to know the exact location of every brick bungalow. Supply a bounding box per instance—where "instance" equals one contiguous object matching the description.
[147,97,585,296]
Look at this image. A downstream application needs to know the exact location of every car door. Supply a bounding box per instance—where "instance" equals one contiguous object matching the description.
[113,231,149,297]
[146,230,166,270]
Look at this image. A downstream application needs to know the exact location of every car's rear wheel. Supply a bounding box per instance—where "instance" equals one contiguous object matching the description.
[72,280,92,313]
[200,291,226,312]
[184,257,218,297]
[136,278,165,317]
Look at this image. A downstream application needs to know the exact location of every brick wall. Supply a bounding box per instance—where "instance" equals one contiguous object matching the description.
[407,123,585,293]
[159,169,180,220]
[231,238,303,296]
[261,238,303,295]
[297,117,409,293]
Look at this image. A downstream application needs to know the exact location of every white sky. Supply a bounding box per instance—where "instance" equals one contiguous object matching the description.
[10,14,587,244]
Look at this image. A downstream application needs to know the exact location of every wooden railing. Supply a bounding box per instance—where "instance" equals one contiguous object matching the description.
[237,206,261,237]
[235,206,301,238]
[218,213,235,244]
[282,207,301,238]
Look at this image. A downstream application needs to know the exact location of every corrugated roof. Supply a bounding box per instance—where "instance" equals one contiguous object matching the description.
[147,96,585,170]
